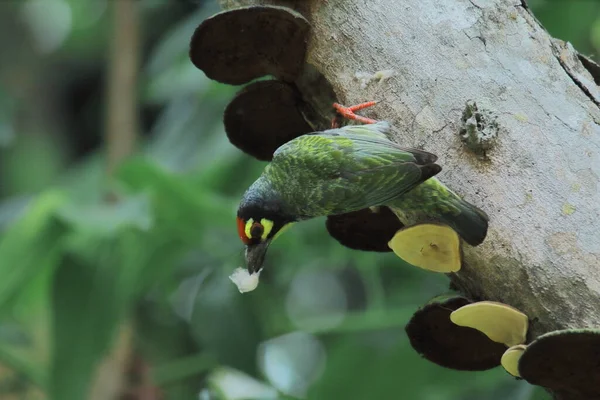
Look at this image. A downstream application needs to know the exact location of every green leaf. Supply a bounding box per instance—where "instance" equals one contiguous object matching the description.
[116,157,233,237]
[152,353,216,386]
[208,366,279,400]
[49,244,131,400]
[56,193,153,236]
[309,333,510,400]
[528,385,552,400]
[190,269,263,375]
[49,222,192,400]
[0,190,67,313]
[0,260,57,389]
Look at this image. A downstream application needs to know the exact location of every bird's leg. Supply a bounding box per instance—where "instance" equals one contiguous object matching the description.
[331,101,378,128]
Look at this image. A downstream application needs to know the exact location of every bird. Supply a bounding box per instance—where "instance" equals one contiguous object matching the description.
[237,102,489,274]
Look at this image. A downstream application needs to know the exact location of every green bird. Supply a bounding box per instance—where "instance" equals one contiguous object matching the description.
[237,113,488,273]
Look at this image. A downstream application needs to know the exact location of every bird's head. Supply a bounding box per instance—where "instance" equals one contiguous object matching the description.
[236,205,295,274]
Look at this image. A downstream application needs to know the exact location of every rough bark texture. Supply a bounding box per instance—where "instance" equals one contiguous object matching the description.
[219,0,600,350]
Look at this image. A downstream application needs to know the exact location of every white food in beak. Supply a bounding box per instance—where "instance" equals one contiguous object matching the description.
[229,267,261,293]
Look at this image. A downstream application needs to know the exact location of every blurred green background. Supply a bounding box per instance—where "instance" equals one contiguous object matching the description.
[0,0,597,399]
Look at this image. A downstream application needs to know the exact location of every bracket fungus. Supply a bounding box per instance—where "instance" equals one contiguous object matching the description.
[518,329,600,398]
[500,344,526,378]
[387,223,461,272]
[224,80,313,161]
[449,301,529,347]
[405,295,507,371]
[189,6,310,85]
[325,207,403,252]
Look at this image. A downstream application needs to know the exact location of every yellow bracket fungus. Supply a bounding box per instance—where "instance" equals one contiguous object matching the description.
[450,301,529,347]
[501,344,527,377]
[388,223,461,272]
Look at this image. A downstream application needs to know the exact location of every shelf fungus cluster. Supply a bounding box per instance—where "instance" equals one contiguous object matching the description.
[190,6,310,85]
[407,296,530,371]
[407,296,600,397]
[448,300,600,399]
[224,80,313,161]
[189,5,315,161]
[503,328,600,398]
[328,217,464,274]
[449,301,529,378]
[405,295,508,371]
[516,329,600,398]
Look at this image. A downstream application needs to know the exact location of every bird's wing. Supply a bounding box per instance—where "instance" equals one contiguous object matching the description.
[322,122,437,162]
[271,132,441,215]
[326,121,392,140]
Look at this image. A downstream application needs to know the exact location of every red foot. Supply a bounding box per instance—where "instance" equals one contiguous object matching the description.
[331,101,378,128]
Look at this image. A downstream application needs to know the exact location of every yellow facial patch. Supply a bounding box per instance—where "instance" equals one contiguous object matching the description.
[243,218,275,241]
[244,218,254,240]
[260,218,274,239]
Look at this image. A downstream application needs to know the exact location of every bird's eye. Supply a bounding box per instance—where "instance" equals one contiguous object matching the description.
[250,222,264,239]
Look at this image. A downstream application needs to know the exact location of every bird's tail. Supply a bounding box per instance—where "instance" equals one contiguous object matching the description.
[438,197,489,246]
[391,179,489,246]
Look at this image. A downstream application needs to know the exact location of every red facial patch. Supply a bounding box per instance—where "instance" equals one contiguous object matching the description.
[237,217,250,244]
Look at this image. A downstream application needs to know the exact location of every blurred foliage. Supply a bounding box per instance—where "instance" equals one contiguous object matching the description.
[0,0,596,399]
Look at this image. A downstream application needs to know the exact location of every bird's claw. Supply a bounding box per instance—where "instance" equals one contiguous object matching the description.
[331,101,378,128]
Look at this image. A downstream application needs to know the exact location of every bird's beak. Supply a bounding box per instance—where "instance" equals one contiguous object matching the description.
[245,239,271,274]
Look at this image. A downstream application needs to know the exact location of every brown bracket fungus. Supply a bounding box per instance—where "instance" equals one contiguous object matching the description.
[189,6,310,85]
[388,223,461,272]
[224,80,313,161]
[325,207,403,252]
[518,329,600,398]
[500,344,526,378]
[405,295,507,371]
[450,301,528,347]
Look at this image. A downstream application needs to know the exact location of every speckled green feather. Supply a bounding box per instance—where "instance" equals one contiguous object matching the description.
[240,122,489,245]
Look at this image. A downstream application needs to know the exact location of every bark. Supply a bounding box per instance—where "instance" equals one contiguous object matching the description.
[219,0,600,376]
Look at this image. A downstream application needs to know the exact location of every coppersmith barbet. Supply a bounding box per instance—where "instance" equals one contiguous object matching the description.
[237,111,488,274]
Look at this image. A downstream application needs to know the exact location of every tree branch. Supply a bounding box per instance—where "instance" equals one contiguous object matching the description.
[218,0,600,347]
[93,0,141,398]
[105,0,140,176]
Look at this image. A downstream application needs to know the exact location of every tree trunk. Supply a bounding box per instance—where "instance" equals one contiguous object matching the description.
[219,0,600,380]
